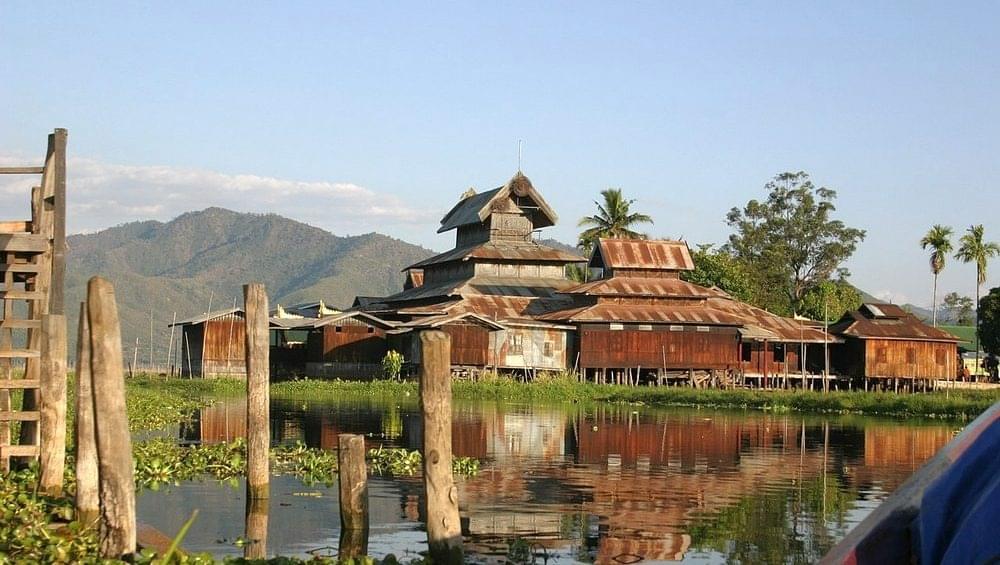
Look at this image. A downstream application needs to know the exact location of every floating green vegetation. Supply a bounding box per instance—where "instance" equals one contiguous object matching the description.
[268,374,1000,420]
[133,439,479,491]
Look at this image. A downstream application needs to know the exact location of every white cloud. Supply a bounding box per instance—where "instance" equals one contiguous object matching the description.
[0,155,436,237]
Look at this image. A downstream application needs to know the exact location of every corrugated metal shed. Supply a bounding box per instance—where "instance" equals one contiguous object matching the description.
[591,239,695,271]
[407,240,583,269]
[437,172,559,233]
[831,305,961,342]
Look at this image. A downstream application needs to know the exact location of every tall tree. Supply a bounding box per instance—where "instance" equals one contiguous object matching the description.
[578,188,653,250]
[979,287,1000,356]
[954,224,1000,375]
[919,225,953,326]
[682,244,754,303]
[943,292,975,325]
[798,279,863,323]
[725,172,866,315]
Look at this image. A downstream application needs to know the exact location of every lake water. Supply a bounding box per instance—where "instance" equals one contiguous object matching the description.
[137,396,956,563]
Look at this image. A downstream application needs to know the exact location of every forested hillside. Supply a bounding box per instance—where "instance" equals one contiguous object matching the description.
[65,208,434,365]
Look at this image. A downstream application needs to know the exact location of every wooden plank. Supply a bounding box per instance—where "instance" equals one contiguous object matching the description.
[0,221,31,233]
[49,129,66,315]
[0,445,40,457]
[0,379,40,389]
[0,234,49,253]
[0,348,40,359]
[0,263,41,273]
[88,276,136,558]
[0,411,40,421]
[243,283,270,500]
[1,290,45,300]
[39,314,68,496]
[0,319,41,330]
[0,166,44,175]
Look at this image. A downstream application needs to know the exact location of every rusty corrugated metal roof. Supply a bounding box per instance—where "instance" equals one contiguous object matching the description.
[171,307,243,326]
[592,239,695,271]
[437,172,559,232]
[831,308,961,342]
[379,275,574,304]
[408,240,584,270]
[560,277,725,299]
[536,303,745,325]
[707,297,836,343]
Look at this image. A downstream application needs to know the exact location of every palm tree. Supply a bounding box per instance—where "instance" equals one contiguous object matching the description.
[920,225,953,326]
[955,224,1000,379]
[578,188,653,249]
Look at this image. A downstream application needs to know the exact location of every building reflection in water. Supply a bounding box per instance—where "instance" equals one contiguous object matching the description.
[176,398,954,563]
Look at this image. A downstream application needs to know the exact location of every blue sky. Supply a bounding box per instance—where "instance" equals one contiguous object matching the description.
[2,1,999,307]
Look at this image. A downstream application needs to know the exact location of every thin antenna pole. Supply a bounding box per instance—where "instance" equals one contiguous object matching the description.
[517,140,523,171]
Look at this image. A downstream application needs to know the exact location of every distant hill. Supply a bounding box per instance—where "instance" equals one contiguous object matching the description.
[66,208,435,365]
[537,238,586,259]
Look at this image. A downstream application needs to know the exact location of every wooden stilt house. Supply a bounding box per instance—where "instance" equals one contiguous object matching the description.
[830,303,960,385]
[537,239,746,384]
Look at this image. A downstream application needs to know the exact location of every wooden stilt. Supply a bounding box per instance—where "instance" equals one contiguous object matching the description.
[419,330,463,564]
[338,433,369,559]
[243,494,269,559]
[88,277,135,558]
[244,283,270,500]
[74,302,99,523]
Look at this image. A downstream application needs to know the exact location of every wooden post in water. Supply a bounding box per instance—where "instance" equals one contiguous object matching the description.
[38,313,67,496]
[338,433,369,558]
[243,494,269,559]
[74,302,99,523]
[243,283,269,500]
[419,330,463,564]
[87,277,135,558]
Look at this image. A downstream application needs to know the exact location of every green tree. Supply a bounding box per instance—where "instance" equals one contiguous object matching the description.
[682,244,754,302]
[578,188,653,249]
[725,172,866,315]
[943,292,975,325]
[920,224,954,326]
[798,279,863,322]
[979,287,1000,356]
[955,225,1000,372]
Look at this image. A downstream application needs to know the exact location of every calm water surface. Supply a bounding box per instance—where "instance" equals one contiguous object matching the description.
[137,396,956,564]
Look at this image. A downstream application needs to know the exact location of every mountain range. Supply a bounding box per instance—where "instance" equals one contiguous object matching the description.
[65,208,435,366]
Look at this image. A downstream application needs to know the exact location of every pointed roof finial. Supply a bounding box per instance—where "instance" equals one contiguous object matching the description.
[517,139,523,172]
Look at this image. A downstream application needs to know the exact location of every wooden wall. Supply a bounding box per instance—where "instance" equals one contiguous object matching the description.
[578,324,739,370]
[862,338,957,379]
[305,318,388,378]
[201,318,246,377]
[442,322,490,367]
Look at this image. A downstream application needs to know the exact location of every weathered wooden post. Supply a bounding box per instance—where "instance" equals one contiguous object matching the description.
[243,494,269,559]
[243,283,269,500]
[88,277,135,558]
[74,302,99,523]
[419,330,463,564]
[38,313,67,496]
[338,433,369,558]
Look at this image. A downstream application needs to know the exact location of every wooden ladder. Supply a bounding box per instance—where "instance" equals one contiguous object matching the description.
[0,129,66,470]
